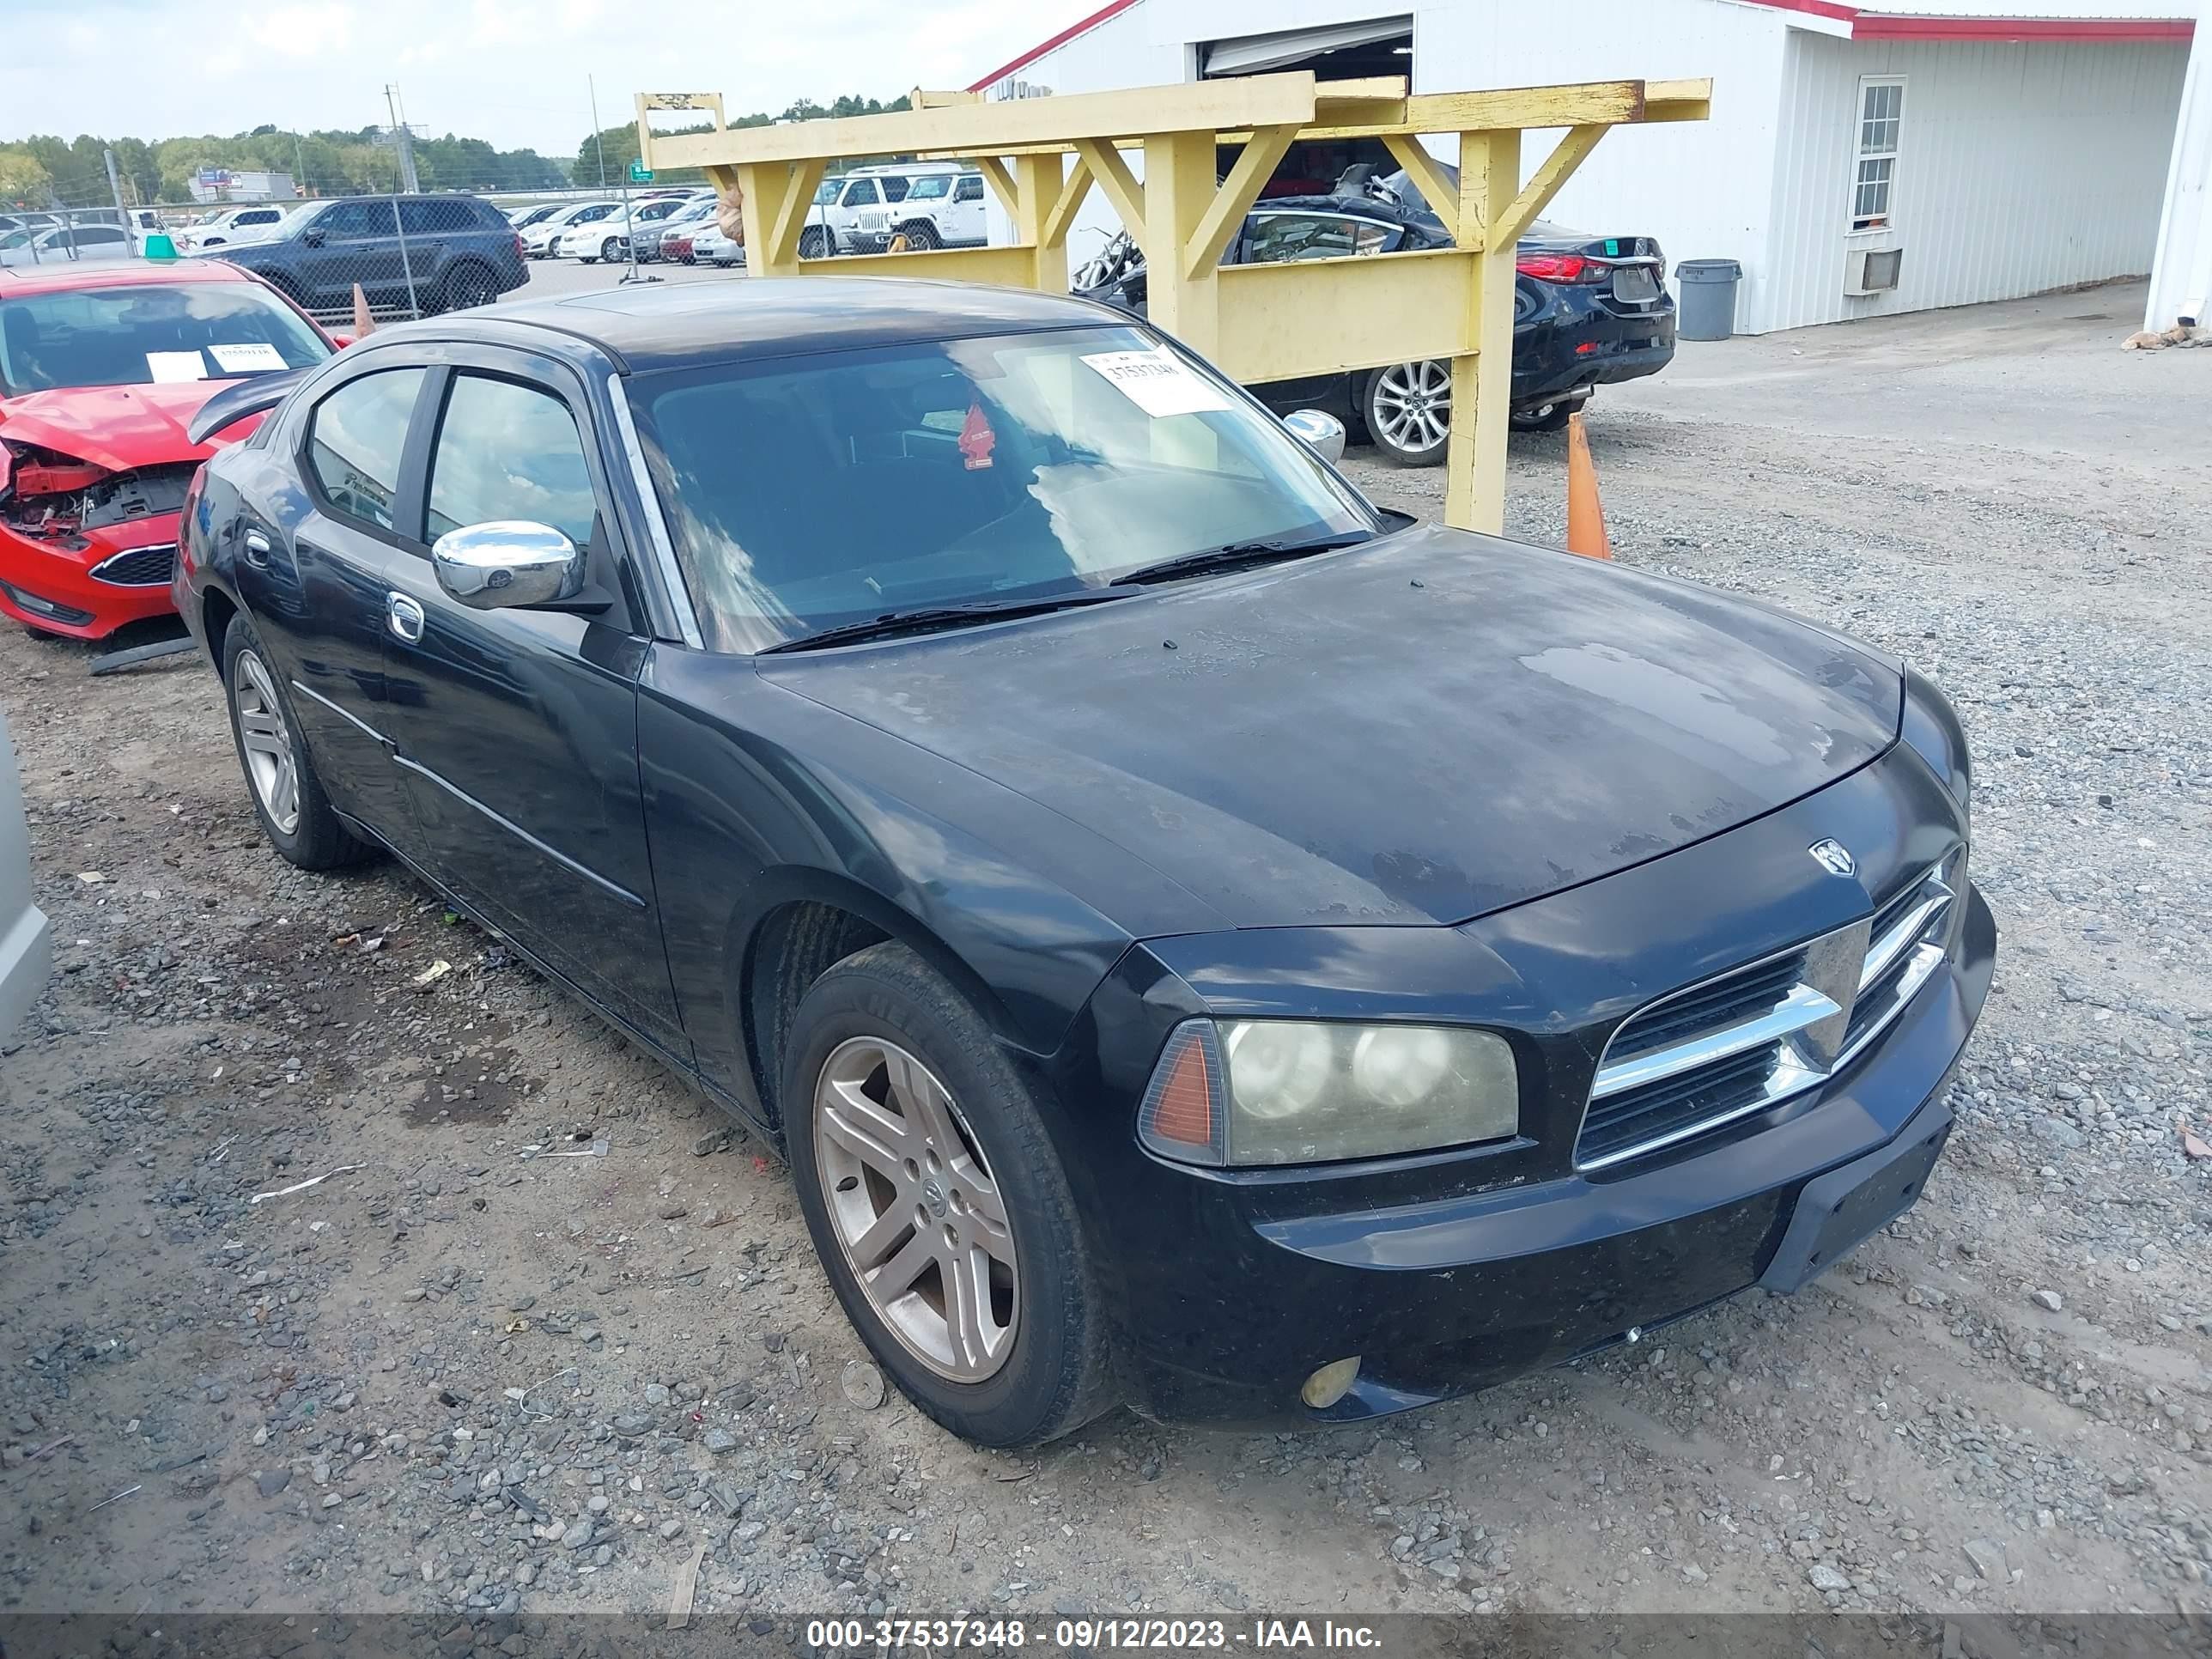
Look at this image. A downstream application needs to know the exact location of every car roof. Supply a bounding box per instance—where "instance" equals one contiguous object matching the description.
[0,258,263,295]
[428,277,1124,374]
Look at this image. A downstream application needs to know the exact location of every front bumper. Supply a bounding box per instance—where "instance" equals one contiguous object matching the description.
[1118,886,1992,1427]
[1033,738,1991,1428]
[0,517,182,641]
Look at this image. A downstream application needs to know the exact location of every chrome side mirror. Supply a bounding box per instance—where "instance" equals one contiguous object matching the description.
[1284,408,1346,465]
[431,520,585,611]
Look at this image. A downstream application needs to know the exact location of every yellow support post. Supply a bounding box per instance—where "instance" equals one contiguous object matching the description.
[1446,128,1522,536]
[1142,133,1222,359]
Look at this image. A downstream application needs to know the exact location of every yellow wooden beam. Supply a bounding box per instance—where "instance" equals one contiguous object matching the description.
[974,155,1020,220]
[1445,127,1522,536]
[790,245,1048,286]
[909,88,983,109]
[1014,154,1072,291]
[1038,153,1094,249]
[1183,125,1298,281]
[1143,132,1222,358]
[1490,125,1606,249]
[648,73,1323,170]
[1073,138,1147,251]
[1379,134,1465,246]
[758,158,830,266]
[1642,77,1715,122]
[1215,251,1476,380]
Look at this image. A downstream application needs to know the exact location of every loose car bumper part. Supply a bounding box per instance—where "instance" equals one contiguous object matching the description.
[1053,746,1993,1427]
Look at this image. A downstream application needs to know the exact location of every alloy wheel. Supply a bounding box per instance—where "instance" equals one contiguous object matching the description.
[233,649,301,836]
[1371,360,1453,456]
[811,1036,1018,1382]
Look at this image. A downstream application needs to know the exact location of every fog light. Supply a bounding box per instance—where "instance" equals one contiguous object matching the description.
[1300,1356,1362,1410]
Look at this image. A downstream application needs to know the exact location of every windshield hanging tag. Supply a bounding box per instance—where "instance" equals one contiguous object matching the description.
[959,400,995,471]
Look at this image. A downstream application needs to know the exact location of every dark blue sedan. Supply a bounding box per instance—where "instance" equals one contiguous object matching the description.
[1073,181,1676,462]
[174,279,1990,1448]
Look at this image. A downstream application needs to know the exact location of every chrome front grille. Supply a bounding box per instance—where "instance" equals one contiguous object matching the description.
[88,544,177,587]
[1577,855,1960,1171]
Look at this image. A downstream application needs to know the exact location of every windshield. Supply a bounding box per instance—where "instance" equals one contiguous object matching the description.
[904,176,953,201]
[811,179,841,205]
[632,324,1374,653]
[0,283,331,396]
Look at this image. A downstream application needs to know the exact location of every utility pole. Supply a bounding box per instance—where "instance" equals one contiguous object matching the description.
[103,147,128,230]
[384,83,421,194]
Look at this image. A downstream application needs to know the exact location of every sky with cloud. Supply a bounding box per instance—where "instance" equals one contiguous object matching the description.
[3,0,1094,155]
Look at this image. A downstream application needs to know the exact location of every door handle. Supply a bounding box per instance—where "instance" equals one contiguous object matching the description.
[242,529,272,568]
[386,591,425,644]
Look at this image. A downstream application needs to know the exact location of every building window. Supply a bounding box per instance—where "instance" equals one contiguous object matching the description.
[1850,77,1904,232]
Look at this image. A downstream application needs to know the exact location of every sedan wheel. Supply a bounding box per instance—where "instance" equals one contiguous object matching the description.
[812,1036,1018,1382]
[233,648,301,836]
[1365,360,1452,467]
[785,941,1116,1446]
[221,614,371,871]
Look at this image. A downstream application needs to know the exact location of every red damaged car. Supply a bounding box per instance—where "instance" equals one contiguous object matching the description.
[0,259,335,640]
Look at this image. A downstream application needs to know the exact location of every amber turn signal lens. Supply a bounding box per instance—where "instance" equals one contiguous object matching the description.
[1137,1022,1225,1165]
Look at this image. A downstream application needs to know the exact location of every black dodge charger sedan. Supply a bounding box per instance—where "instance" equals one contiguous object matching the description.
[173,280,1994,1448]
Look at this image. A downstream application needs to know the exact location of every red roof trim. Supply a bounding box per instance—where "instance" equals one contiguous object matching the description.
[967,0,1144,92]
[1851,12,2193,37]
[964,0,2195,97]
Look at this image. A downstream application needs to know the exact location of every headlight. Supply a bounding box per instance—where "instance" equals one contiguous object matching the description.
[1138,1018,1519,1167]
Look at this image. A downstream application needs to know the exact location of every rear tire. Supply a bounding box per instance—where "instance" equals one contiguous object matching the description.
[1363,361,1452,467]
[221,614,373,872]
[438,261,500,313]
[784,942,1118,1448]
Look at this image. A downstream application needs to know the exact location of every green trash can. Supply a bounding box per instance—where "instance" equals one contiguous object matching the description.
[1675,258,1742,341]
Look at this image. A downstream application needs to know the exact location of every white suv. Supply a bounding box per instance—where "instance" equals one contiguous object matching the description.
[851,169,988,252]
[793,167,928,258]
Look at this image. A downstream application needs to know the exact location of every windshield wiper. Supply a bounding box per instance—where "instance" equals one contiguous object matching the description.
[757,586,1143,654]
[1119,530,1376,587]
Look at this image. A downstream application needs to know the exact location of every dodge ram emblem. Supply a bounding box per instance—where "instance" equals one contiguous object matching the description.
[1808,838,1856,878]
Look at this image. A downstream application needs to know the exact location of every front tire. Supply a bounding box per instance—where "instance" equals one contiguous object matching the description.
[1363,361,1453,467]
[785,943,1117,1447]
[896,221,940,251]
[222,615,372,871]
[798,226,830,260]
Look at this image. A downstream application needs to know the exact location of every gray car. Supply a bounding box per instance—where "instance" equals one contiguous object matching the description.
[0,709,51,1039]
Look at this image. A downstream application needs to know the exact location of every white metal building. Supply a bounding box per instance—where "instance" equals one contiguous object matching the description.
[971,0,2204,335]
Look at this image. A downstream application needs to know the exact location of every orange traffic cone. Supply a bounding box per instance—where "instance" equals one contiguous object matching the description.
[351,283,374,338]
[1565,411,1612,561]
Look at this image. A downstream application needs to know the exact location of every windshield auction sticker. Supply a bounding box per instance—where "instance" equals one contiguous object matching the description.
[1081,348,1232,418]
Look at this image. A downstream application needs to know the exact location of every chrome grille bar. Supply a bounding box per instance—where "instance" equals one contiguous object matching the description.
[1576,854,1961,1172]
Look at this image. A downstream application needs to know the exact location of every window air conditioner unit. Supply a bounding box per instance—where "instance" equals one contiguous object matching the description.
[1845,245,1902,296]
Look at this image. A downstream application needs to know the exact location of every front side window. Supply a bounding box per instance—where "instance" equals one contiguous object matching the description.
[904,176,952,202]
[317,201,395,240]
[1851,78,1905,231]
[0,283,330,395]
[305,368,427,533]
[632,324,1373,653]
[425,374,599,548]
[1243,214,1395,264]
[842,179,879,207]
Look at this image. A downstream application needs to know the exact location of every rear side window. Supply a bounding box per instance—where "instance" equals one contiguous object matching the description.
[399,199,479,234]
[425,374,599,548]
[306,368,426,532]
[954,175,984,203]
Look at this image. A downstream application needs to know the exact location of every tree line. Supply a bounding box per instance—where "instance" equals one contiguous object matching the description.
[1,94,915,210]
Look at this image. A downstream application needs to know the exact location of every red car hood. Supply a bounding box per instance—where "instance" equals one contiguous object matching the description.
[0,379,257,471]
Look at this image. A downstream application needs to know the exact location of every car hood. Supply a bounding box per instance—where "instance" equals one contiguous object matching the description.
[0,380,242,471]
[762,525,1902,930]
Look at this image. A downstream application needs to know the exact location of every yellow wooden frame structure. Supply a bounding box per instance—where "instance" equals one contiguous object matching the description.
[635,74,1709,532]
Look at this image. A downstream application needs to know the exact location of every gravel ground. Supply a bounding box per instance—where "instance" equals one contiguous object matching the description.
[1,282,2207,1626]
